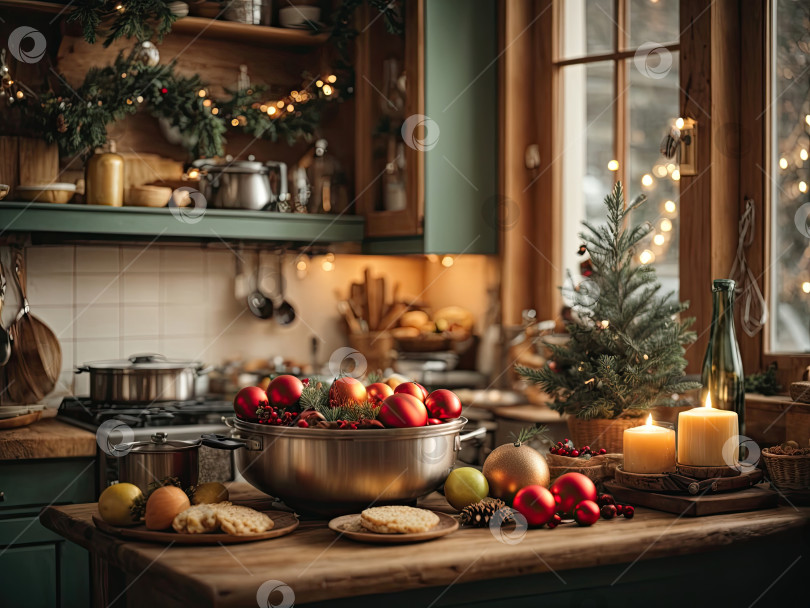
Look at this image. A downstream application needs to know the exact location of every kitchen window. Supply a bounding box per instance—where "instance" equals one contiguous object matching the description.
[557,0,681,298]
[769,0,810,353]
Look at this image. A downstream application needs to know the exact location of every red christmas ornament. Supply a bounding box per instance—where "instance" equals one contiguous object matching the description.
[512,485,557,526]
[378,394,428,428]
[574,500,601,526]
[579,258,594,277]
[550,472,597,516]
[366,382,394,404]
[267,375,304,409]
[623,505,635,519]
[424,389,462,420]
[394,381,428,402]
[233,386,268,421]
[329,377,368,406]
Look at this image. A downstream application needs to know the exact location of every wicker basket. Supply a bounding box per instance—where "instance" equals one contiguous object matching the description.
[566,415,645,453]
[762,448,810,490]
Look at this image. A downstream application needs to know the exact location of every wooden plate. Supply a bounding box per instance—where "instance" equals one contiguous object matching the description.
[328,511,458,544]
[92,509,298,544]
[0,411,42,430]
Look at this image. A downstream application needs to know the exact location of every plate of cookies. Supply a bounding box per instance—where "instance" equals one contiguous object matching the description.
[93,502,299,545]
[328,506,458,544]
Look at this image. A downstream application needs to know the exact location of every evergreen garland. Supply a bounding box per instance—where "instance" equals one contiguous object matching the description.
[19,49,334,158]
[517,182,700,419]
[68,0,178,47]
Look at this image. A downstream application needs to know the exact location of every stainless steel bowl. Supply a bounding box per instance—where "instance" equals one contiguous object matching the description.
[223,417,484,515]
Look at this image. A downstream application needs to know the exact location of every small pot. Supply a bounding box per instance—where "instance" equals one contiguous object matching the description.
[115,432,200,492]
[196,159,289,211]
[76,353,212,403]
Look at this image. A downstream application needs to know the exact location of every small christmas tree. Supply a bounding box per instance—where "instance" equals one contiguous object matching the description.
[518,182,699,419]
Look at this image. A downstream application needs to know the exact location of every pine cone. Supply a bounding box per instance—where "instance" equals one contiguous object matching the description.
[459,498,513,528]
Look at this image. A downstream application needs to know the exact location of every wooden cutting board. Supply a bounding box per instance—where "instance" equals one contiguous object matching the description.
[604,481,779,516]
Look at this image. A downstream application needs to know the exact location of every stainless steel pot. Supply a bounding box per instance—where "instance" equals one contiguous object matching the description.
[202,417,486,515]
[115,432,200,492]
[76,353,212,403]
[196,158,289,211]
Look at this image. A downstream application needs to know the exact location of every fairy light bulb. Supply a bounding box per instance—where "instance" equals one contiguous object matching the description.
[327,75,337,84]
[660,218,673,232]
[800,181,807,193]
[316,80,323,88]
[805,115,810,126]
[267,106,276,115]
[802,281,810,294]
[653,234,665,246]
[322,259,335,272]
[441,255,454,268]
[322,85,333,96]
[641,174,654,187]
[664,200,676,214]
[654,165,668,177]
[639,250,655,264]
[675,117,685,129]
[607,159,619,171]
[231,118,239,127]
[671,169,681,181]
[780,157,789,169]
[802,150,809,161]
[286,104,294,112]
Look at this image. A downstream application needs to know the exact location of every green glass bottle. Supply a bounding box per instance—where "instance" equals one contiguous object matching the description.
[700,279,745,437]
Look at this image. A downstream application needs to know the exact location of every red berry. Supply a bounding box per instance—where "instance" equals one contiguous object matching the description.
[582,445,590,452]
[599,448,607,455]
[297,419,309,428]
[549,446,555,452]
[597,494,615,507]
[616,504,625,515]
[600,504,617,519]
[547,520,558,529]
[556,441,563,447]
[623,506,635,519]
[563,438,570,444]
[571,450,580,457]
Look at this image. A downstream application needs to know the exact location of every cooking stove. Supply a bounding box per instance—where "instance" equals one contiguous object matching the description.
[58,396,237,490]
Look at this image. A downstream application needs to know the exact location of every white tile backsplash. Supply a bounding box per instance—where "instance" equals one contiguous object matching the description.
[21,245,433,399]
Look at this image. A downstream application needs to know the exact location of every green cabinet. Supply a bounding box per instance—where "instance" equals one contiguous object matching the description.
[0,458,95,608]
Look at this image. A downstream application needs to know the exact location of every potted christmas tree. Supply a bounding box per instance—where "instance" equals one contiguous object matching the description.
[517,182,699,452]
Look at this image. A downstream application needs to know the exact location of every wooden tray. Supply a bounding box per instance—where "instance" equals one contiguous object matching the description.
[676,463,740,479]
[0,411,42,430]
[92,509,298,544]
[604,481,778,516]
[614,465,763,494]
[328,511,458,544]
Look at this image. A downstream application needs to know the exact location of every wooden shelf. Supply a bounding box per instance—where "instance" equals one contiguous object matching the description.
[0,202,363,245]
[171,16,329,49]
[0,2,329,49]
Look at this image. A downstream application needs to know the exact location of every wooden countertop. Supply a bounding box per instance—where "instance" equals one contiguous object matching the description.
[38,483,810,607]
[0,418,96,460]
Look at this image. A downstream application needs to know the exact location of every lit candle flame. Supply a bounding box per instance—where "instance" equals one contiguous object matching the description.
[646,414,653,426]
[704,393,712,409]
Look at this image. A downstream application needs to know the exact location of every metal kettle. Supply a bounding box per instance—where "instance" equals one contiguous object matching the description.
[196,156,289,211]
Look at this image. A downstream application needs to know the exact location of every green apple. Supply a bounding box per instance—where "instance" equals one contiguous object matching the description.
[444,467,489,511]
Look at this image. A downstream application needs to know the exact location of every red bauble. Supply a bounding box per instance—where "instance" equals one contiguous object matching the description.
[573,500,601,526]
[394,381,428,402]
[512,485,557,526]
[366,382,394,404]
[424,389,462,420]
[233,386,268,421]
[329,377,368,406]
[378,394,428,428]
[550,472,597,516]
[267,375,304,409]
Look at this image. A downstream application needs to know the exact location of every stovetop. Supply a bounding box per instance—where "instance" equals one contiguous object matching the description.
[57,396,234,440]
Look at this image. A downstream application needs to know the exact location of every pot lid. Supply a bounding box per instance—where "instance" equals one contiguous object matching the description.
[199,160,267,174]
[114,432,201,455]
[82,353,201,371]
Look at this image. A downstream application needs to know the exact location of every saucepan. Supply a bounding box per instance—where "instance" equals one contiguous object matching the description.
[202,417,485,515]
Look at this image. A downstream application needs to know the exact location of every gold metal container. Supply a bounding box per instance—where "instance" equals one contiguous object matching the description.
[86,141,124,206]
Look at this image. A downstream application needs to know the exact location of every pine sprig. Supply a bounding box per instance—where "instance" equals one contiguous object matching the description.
[68,0,178,48]
[519,182,700,419]
[508,424,549,446]
[299,381,329,411]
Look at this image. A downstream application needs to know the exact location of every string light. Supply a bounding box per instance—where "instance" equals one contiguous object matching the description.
[441,255,455,268]
[779,157,789,169]
[653,234,665,246]
[671,169,681,181]
[327,75,337,84]
[231,118,239,126]
[600,320,610,329]
[639,250,655,264]
[15,90,23,99]
[664,200,676,214]
[136,95,144,103]
[800,181,807,193]
[654,164,668,177]
[805,114,810,126]
[316,80,323,88]
[211,107,219,115]
[322,84,333,96]
[660,218,673,232]
[675,117,685,129]
[121,72,127,79]
[203,99,212,107]
[286,103,294,112]
[186,168,200,179]
[641,174,654,187]
[803,282,810,294]
[801,149,808,161]
[607,159,619,171]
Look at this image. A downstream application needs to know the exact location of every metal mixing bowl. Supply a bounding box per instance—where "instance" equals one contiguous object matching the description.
[223,417,484,515]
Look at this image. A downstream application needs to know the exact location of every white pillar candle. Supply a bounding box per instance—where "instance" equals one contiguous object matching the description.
[623,414,676,474]
[677,394,738,466]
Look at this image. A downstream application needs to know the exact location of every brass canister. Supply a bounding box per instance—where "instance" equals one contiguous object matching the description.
[85,141,124,206]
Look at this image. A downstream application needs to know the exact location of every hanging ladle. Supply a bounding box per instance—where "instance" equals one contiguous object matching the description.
[246,251,274,320]
[274,252,296,326]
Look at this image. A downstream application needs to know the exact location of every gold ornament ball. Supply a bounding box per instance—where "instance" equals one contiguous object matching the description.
[482,442,550,503]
